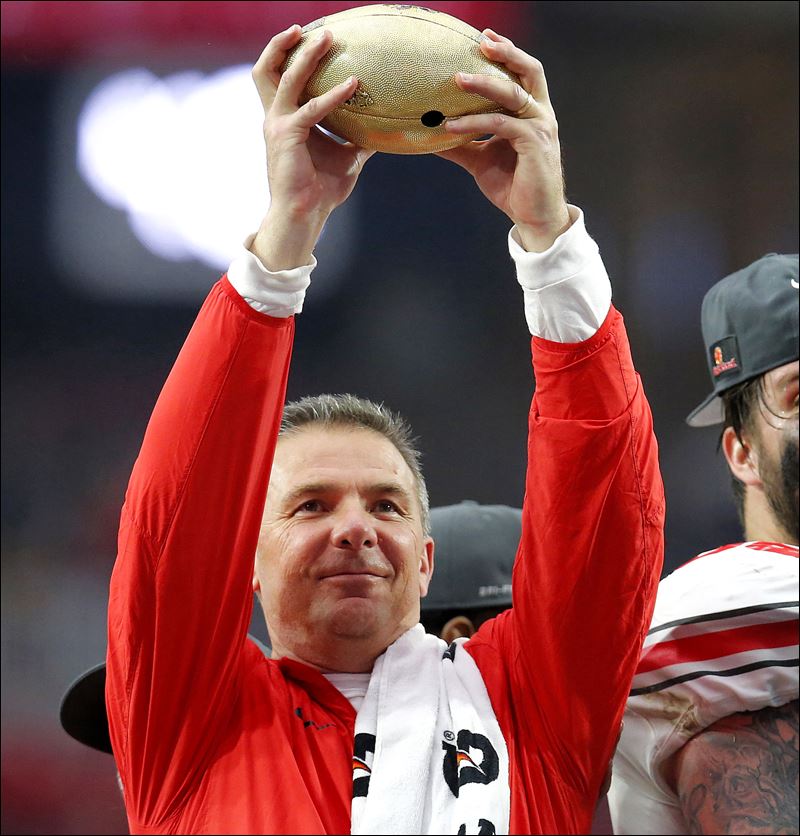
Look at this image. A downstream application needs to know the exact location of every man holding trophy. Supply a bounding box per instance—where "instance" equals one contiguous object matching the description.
[101,18,664,835]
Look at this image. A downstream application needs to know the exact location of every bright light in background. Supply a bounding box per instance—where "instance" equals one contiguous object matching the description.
[49,64,356,304]
[77,66,268,270]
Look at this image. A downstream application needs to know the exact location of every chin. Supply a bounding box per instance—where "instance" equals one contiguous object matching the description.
[327,598,385,640]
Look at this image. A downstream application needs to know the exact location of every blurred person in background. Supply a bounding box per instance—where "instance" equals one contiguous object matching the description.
[608,255,799,835]
[420,501,520,642]
[90,22,664,835]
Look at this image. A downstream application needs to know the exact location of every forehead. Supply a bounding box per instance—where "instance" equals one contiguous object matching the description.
[271,425,414,488]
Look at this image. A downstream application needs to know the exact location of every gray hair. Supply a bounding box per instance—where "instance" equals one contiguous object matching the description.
[279,394,430,534]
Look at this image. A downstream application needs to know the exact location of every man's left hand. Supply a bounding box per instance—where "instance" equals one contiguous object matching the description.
[436,30,571,252]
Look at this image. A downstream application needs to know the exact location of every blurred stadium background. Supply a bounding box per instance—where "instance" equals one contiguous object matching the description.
[1,2,797,833]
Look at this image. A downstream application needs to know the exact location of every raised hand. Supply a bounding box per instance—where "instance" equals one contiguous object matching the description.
[437,30,571,252]
[251,26,375,270]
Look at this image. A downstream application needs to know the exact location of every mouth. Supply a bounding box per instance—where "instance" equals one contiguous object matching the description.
[318,572,387,598]
[320,570,386,581]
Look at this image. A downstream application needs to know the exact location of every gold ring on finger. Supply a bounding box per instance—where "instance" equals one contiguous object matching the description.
[514,91,536,118]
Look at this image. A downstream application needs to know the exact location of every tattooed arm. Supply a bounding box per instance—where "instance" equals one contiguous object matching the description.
[670,699,799,835]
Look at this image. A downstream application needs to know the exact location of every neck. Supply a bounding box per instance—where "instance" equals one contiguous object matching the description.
[268,626,415,674]
[270,641,380,674]
[742,489,797,545]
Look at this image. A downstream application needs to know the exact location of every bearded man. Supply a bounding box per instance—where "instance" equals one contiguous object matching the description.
[608,254,799,835]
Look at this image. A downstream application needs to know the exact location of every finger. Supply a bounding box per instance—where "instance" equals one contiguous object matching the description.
[272,29,335,115]
[295,75,359,131]
[455,72,543,117]
[354,146,377,170]
[478,37,549,103]
[252,25,303,112]
[482,28,515,48]
[433,143,482,174]
[308,124,378,166]
[444,111,535,143]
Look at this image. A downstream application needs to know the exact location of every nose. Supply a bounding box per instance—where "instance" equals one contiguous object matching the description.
[330,507,377,550]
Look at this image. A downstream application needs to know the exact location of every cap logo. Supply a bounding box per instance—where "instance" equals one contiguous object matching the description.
[792,278,799,289]
[478,583,512,599]
[710,335,740,378]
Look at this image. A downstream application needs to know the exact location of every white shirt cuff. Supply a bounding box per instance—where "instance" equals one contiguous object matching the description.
[509,206,612,342]
[226,234,314,318]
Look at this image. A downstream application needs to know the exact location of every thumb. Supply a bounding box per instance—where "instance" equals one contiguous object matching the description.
[434,142,481,175]
[354,147,376,170]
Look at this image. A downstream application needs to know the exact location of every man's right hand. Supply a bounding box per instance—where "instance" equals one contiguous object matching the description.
[250,25,374,271]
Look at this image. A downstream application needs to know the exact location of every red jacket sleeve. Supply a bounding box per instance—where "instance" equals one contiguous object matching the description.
[106,278,294,825]
[469,306,664,810]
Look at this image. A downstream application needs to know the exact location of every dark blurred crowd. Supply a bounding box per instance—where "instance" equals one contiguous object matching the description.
[2,3,797,834]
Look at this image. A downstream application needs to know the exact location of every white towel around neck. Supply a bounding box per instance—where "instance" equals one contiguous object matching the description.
[350,624,510,835]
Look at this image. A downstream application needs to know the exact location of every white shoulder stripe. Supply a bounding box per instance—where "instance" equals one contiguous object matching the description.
[632,644,799,693]
[643,604,798,650]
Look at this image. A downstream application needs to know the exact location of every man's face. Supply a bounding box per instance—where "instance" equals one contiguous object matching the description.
[752,361,799,543]
[254,425,434,671]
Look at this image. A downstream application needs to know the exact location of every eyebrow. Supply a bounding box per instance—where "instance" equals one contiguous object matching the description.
[371,483,414,504]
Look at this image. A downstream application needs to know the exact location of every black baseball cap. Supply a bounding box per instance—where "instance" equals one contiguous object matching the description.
[60,663,111,754]
[686,253,799,427]
[422,500,521,612]
[60,635,271,755]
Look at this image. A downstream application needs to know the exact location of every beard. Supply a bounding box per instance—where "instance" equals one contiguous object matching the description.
[761,430,799,544]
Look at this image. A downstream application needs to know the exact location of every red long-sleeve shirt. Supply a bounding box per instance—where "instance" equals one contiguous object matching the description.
[107,276,663,834]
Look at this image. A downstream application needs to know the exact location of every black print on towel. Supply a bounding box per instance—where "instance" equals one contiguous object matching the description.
[352,732,377,798]
[442,729,500,797]
[458,820,496,835]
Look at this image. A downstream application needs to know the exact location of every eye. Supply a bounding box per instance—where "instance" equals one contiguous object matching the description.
[373,499,400,514]
[295,499,325,514]
[788,385,799,413]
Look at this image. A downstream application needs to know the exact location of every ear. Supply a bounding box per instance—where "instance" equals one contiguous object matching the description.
[439,615,477,644]
[721,426,763,488]
[252,562,262,597]
[418,536,435,597]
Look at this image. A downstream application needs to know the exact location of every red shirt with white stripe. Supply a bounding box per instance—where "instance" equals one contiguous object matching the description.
[607,541,799,835]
